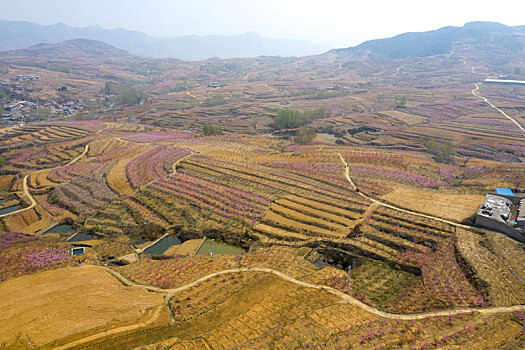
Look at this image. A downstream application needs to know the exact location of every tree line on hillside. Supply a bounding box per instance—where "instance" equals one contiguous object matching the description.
[273,107,326,130]
[203,124,223,136]
[426,138,455,163]
[102,82,145,106]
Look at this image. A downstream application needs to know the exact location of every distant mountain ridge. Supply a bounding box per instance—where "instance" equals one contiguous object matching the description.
[0,39,136,59]
[333,21,525,59]
[0,20,330,60]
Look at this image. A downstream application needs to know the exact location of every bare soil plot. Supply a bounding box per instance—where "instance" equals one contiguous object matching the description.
[0,266,164,348]
[379,109,424,125]
[107,158,134,195]
[0,176,14,190]
[381,187,484,222]
[455,229,525,306]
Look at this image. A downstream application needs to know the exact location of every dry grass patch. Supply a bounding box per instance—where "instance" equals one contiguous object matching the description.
[455,229,525,306]
[380,109,424,125]
[0,266,164,347]
[381,187,483,222]
[0,176,14,190]
[107,158,134,194]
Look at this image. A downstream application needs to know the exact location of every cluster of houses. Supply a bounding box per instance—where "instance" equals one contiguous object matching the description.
[0,99,85,126]
[13,75,40,81]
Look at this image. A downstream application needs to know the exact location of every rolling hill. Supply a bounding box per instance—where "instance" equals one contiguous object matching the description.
[0,39,136,59]
[332,21,525,59]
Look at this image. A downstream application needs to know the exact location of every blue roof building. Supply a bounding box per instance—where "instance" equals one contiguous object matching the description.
[495,188,514,196]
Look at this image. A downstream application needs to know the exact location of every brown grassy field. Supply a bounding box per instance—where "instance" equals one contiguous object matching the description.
[381,187,485,222]
[0,266,165,348]
[1,40,525,349]
[107,157,135,194]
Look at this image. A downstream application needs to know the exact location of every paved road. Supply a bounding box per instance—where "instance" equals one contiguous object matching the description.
[471,83,525,133]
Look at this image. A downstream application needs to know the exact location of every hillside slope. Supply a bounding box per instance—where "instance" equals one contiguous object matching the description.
[332,21,525,59]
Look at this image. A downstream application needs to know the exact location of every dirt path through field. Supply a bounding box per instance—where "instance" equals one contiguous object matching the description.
[64,142,90,166]
[57,264,525,349]
[337,153,525,247]
[338,153,476,230]
[0,142,90,219]
[170,153,193,175]
[100,265,525,319]
[186,91,200,99]
[0,175,35,218]
[471,83,525,133]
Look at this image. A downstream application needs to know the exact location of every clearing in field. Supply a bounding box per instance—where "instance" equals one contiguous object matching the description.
[0,266,165,348]
[381,187,484,222]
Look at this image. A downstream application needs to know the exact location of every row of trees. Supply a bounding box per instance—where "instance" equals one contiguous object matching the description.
[101,82,145,106]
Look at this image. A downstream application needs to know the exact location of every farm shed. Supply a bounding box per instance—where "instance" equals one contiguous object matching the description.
[517,199,525,227]
[475,194,525,243]
[495,188,514,196]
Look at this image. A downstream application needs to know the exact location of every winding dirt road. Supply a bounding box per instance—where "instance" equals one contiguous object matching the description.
[0,175,36,219]
[0,142,90,219]
[170,152,193,175]
[54,261,525,349]
[100,265,525,319]
[64,142,90,167]
[337,153,525,248]
[337,153,473,229]
[471,83,525,133]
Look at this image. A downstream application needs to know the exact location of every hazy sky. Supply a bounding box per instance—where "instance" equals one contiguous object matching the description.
[1,0,524,47]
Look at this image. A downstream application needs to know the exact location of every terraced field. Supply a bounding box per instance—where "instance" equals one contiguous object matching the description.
[455,228,525,306]
[1,45,525,349]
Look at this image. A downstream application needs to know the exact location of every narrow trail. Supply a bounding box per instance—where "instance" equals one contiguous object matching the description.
[337,152,525,247]
[0,175,36,218]
[186,91,199,99]
[64,142,90,166]
[55,264,525,349]
[139,151,194,190]
[0,143,90,219]
[170,153,193,175]
[98,265,525,319]
[471,83,525,133]
[338,153,475,230]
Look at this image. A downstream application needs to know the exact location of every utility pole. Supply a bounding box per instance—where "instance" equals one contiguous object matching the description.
[209,238,215,261]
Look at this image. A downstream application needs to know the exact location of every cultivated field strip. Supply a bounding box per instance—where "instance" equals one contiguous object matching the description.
[175,156,369,243]
[455,229,525,306]
[84,201,138,236]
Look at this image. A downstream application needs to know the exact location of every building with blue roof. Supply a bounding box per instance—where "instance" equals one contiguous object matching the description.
[495,188,514,196]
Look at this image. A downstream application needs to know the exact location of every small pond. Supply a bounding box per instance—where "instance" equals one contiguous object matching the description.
[133,238,146,246]
[196,238,246,255]
[71,247,85,256]
[143,235,182,255]
[43,224,74,235]
[0,205,22,215]
[67,232,95,242]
